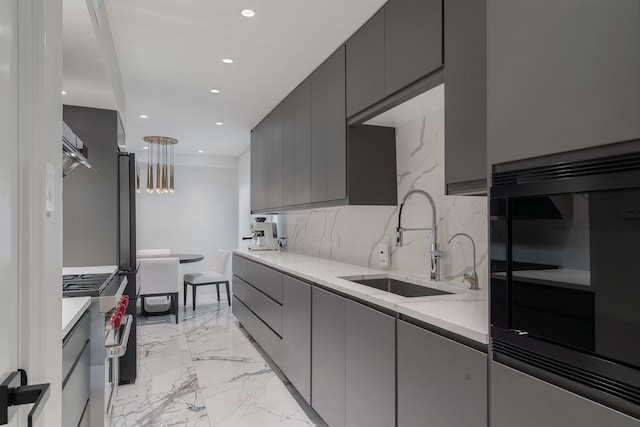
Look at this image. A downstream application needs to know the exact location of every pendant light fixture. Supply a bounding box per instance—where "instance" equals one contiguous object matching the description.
[143,136,177,194]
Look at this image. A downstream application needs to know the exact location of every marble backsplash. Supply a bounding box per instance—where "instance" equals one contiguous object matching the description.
[278,107,489,290]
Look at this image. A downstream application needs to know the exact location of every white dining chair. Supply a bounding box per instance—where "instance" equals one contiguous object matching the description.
[183,250,232,310]
[138,256,180,323]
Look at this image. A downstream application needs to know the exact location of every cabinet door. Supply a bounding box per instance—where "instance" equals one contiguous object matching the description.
[444,0,487,195]
[346,8,385,117]
[397,320,487,427]
[311,46,346,203]
[282,275,311,403]
[487,0,640,165]
[265,105,283,210]
[282,79,311,207]
[250,121,266,212]
[385,0,443,96]
[345,300,395,427]
[311,286,346,427]
[491,362,640,427]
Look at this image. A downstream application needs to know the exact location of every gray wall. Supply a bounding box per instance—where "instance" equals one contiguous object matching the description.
[63,105,119,267]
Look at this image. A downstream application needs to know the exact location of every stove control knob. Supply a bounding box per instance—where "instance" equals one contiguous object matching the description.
[121,295,129,308]
[112,313,122,329]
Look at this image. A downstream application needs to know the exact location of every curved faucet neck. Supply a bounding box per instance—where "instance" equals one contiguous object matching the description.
[398,189,438,232]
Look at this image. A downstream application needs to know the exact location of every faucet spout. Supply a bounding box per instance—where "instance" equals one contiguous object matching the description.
[448,232,480,290]
[396,189,441,280]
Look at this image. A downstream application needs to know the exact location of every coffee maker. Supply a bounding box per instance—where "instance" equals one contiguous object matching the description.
[248,217,279,251]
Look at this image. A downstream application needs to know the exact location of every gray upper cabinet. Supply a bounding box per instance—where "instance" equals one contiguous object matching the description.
[311,46,347,203]
[250,121,266,213]
[444,0,487,195]
[281,78,311,207]
[487,0,640,166]
[282,275,311,404]
[265,105,283,210]
[397,320,487,427]
[346,9,385,117]
[491,362,640,427]
[345,300,395,427]
[311,286,346,427]
[385,0,443,96]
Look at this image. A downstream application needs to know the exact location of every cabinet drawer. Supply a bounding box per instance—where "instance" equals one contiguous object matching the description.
[62,342,90,427]
[233,276,283,336]
[233,255,283,303]
[233,296,283,366]
[62,311,90,384]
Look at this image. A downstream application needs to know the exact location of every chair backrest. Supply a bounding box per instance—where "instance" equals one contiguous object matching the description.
[137,249,171,258]
[212,250,232,280]
[138,257,180,295]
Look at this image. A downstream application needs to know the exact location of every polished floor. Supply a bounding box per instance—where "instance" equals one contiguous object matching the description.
[110,291,324,427]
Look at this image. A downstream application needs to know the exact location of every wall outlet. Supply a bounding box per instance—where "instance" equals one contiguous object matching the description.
[378,243,390,267]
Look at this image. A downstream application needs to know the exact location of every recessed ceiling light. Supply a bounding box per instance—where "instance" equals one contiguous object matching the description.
[139,114,148,119]
[143,146,148,150]
[222,58,234,64]
[209,88,220,94]
[241,9,255,17]
[61,90,67,95]
[216,122,223,126]
[198,150,204,153]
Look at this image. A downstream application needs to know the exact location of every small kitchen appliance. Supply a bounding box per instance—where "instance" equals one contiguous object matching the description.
[248,218,278,251]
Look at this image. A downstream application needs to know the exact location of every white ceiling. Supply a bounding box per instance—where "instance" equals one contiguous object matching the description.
[66,0,386,157]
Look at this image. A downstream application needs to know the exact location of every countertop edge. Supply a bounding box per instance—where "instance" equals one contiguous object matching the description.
[232,249,488,345]
[62,297,92,338]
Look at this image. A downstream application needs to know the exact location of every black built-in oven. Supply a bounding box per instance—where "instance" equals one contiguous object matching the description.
[490,148,640,418]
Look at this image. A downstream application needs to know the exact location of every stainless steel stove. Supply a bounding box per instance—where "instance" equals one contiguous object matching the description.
[62,267,131,426]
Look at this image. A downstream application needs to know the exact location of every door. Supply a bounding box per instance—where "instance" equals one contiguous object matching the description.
[1,0,63,425]
[0,2,20,426]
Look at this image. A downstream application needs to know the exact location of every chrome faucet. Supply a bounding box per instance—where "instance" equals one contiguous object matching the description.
[396,189,441,281]
[448,232,480,290]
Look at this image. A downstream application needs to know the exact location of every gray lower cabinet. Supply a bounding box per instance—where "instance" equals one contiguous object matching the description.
[345,300,395,427]
[281,275,311,403]
[232,255,283,304]
[232,295,283,366]
[384,0,443,96]
[487,0,640,165]
[491,362,640,427]
[62,311,91,427]
[311,286,346,427]
[397,320,487,427]
[444,0,487,195]
[311,46,347,204]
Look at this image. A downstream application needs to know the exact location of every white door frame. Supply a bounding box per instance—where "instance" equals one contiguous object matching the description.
[1,0,63,425]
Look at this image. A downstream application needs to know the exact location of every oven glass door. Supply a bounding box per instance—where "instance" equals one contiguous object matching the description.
[492,188,640,370]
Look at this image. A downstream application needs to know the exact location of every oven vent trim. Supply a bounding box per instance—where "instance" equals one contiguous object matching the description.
[492,338,640,406]
[492,153,640,186]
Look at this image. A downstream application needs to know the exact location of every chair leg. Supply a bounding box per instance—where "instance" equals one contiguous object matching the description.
[173,293,179,324]
[183,281,187,306]
[216,284,220,302]
[225,282,231,306]
[192,285,197,311]
[141,296,147,316]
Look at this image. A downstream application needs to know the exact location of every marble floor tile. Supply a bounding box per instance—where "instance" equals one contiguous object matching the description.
[112,290,320,426]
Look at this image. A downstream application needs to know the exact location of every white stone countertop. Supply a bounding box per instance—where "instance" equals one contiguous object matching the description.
[233,249,489,344]
[62,297,91,338]
[62,265,118,276]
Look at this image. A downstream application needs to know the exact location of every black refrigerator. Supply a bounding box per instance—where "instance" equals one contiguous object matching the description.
[118,152,139,384]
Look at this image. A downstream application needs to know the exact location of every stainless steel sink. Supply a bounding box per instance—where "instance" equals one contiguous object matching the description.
[340,276,452,298]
